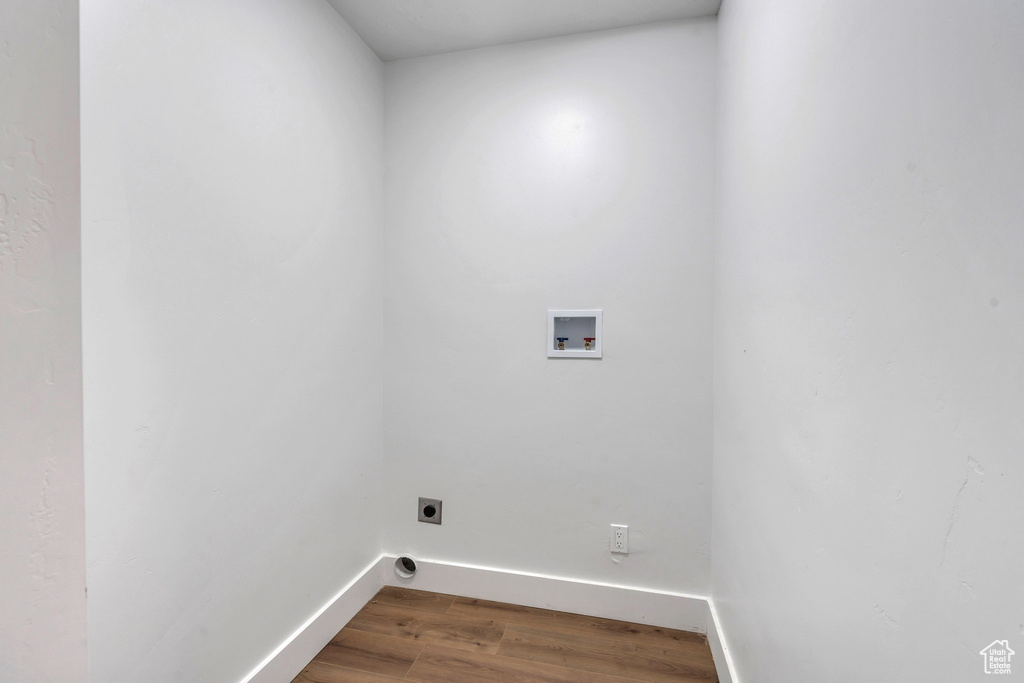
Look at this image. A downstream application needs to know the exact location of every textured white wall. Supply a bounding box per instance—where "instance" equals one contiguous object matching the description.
[81,1,384,680]
[714,1,1024,680]
[0,2,86,682]
[383,21,716,594]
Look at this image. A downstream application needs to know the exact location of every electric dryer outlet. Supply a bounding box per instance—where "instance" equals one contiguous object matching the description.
[418,497,442,524]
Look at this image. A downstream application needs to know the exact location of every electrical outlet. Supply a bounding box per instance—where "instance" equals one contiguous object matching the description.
[611,524,628,554]
[418,497,442,524]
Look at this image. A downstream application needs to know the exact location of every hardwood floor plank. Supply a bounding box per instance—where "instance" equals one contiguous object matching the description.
[450,596,708,649]
[497,624,718,683]
[405,645,638,683]
[373,586,456,614]
[295,590,718,683]
[312,629,422,678]
[292,659,403,682]
[347,601,506,654]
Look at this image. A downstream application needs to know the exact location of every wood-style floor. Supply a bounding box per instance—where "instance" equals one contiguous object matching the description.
[293,586,718,682]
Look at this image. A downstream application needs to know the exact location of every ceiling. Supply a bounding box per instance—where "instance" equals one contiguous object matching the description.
[327,0,721,62]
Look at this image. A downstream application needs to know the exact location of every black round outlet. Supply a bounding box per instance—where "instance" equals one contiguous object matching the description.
[423,504,436,518]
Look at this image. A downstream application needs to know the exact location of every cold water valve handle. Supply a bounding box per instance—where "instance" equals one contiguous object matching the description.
[556,337,569,351]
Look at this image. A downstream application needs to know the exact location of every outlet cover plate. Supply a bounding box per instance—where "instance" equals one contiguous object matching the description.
[418,497,442,524]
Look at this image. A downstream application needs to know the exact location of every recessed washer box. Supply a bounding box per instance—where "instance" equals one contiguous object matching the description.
[547,309,602,359]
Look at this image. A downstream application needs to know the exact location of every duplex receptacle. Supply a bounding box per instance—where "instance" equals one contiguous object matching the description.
[611,524,628,554]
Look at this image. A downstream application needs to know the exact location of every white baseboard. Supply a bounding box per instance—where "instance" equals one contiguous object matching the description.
[240,554,386,683]
[382,554,707,633]
[238,553,739,683]
[706,599,739,683]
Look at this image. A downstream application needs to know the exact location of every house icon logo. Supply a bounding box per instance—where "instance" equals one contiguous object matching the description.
[980,640,1014,674]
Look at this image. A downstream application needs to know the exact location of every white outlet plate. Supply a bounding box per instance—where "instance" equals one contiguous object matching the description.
[611,524,628,554]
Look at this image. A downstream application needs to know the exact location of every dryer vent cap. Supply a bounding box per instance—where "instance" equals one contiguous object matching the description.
[395,556,417,579]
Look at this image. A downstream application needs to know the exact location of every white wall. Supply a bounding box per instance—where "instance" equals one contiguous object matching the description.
[714,1,1024,680]
[0,2,86,681]
[81,1,384,680]
[384,21,716,594]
